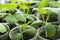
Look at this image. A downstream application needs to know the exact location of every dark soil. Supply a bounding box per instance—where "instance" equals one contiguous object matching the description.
[8,24,16,30]
[0,32,6,36]
[23,33,35,40]
[0,18,6,23]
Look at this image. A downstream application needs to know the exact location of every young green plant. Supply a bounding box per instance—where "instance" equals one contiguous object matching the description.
[38,0,56,38]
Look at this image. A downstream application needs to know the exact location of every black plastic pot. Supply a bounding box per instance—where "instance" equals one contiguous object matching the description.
[37,26,60,40]
[0,23,10,40]
[9,25,37,40]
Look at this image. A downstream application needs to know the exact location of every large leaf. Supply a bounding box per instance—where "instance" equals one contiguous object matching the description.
[12,33,22,40]
[14,13,26,22]
[5,15,18,24]
[45,23,56,37]
[0,24,7,33]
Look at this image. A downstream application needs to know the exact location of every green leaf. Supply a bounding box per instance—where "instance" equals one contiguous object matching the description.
[22,24,27,29]
[38,9,47,14]
[45,23,56,37]
[38,0,49,14]
[31,20,43,26]
[27,16,35,22]
[12,33,22,40]
[5,15,18,24]
[50,2,60,7]
[14,13,26,22]
[0,24,7,33]
[0,4,16,10]
[19,4,28,10]
[11,0,16,4]
[23,27,37,39]
[20,2,31,5]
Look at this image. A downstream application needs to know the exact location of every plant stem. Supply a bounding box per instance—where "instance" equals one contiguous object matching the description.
[45,30,48,37]
[20,27,24,40]
[36,13,40,20]
[25,8,29,24]
[2,13,4,22]
[45,13,50,37]
[42,14,45,22]
[46,13,50,23]
[18,23,24,40]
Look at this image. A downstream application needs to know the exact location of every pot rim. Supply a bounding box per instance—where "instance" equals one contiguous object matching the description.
[38,26,48,40]
[9,26,18,39]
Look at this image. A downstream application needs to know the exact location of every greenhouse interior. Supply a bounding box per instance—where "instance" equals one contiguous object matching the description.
[0,0,60,40]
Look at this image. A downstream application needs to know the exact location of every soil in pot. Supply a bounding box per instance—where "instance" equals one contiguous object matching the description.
[0,32,6,36]
[8,24,16,30]
[0,18,6,23]
[7,36,11,40]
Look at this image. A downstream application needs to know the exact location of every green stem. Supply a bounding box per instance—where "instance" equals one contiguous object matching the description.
[45,13,50,37]
[20,27,23,40]
[18,23,24,40]
[26,8,29,17]
[46,13,50,23]
[24,8,29,24]
[45,30,48,37]
[2,14,4,22]
[42,14,45,22]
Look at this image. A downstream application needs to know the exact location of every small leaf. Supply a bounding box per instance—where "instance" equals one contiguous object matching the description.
[31,20,43,26]
[5,15,18,24]
[0,24,7,33]
[19,4,28,10]
[27,21,32,25]
[22,24,27,29]
[38,9,47,14]
[27,16,35,22]
[45,23,56,37]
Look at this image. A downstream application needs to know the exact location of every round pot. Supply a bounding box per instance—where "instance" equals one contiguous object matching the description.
[37,26,60,40]
[0,23,10,40]
[9,25,37,40]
